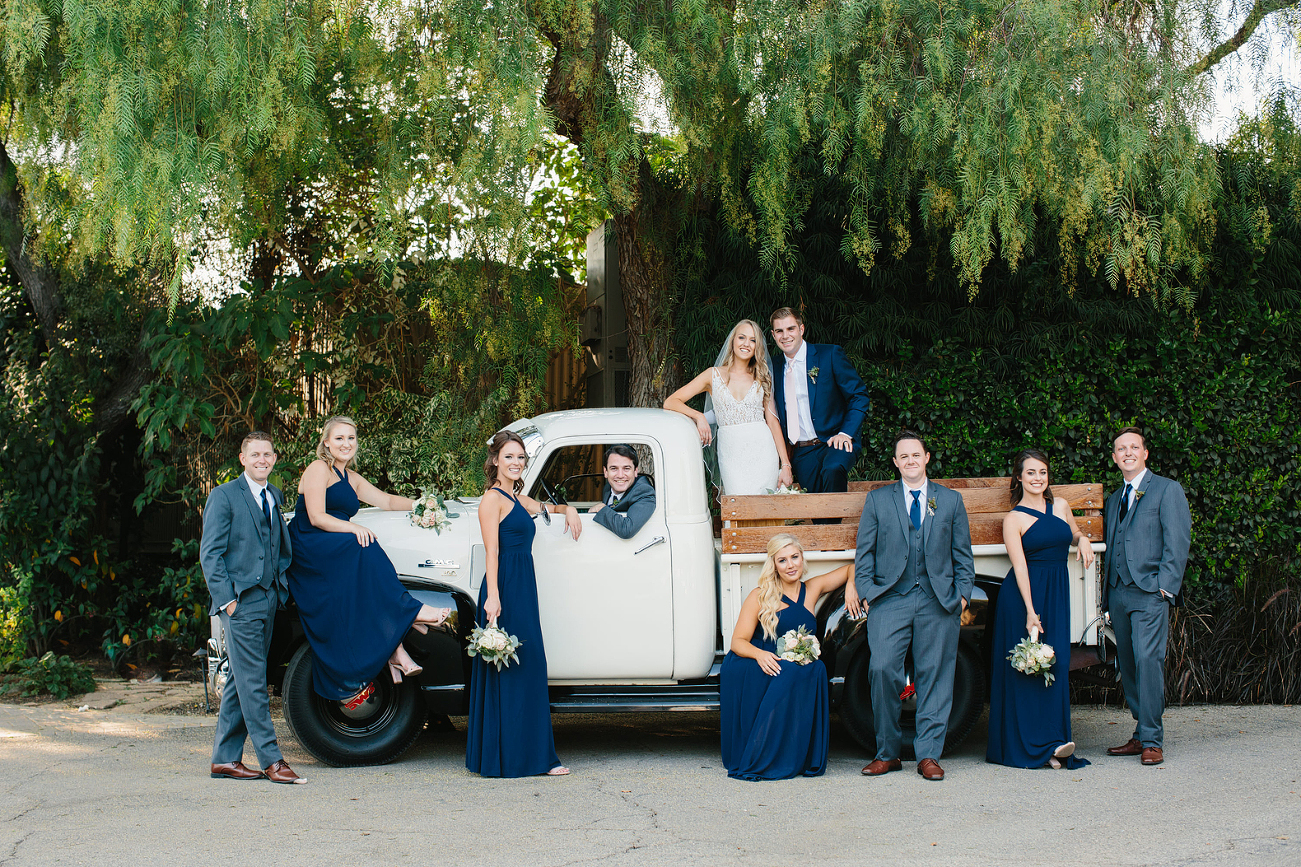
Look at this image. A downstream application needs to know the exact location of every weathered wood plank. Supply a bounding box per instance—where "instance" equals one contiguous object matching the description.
[724,481,1103,520]
[721,513,1103,553]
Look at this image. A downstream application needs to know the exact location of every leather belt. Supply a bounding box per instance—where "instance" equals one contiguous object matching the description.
[791,439,821,448]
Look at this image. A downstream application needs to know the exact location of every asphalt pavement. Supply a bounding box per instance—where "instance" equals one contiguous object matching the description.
[0,696,1297,867]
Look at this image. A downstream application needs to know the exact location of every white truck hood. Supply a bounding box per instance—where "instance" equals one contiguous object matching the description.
[350,498,483,594]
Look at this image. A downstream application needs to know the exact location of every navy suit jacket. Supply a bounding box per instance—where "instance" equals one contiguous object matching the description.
[771,342,871,445]
[592,475,657,540]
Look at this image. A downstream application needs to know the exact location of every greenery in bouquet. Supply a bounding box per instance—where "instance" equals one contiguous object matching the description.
[775,624,821,665]
[466,624,522,671]
[410,490,458,533]
[764,483,804,495]
[1008,636,1057,686]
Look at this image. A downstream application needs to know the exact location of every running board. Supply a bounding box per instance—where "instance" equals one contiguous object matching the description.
[547,681,722,713]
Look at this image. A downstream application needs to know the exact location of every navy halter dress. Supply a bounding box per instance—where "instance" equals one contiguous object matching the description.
[720,581,829,780]
[465,488,562,777]
[986,504,1090,769]
[287,467,422,700]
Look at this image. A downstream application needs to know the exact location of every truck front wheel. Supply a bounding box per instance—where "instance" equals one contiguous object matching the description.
[282,643,428,767]
[839,641,985,759]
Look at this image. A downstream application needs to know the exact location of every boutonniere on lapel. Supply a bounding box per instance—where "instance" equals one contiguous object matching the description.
[808,366,819,384]
[927,497,936,517]
[1133,490,1145,503]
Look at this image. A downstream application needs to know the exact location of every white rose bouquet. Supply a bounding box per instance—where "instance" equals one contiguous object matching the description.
[775,625,821,665]
[764,483,804,495]
[466,624,522,671]
[410,490,457,533]
[1008,635,1057,686]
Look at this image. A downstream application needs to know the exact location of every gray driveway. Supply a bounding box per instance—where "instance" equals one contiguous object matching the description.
[1,701,1297,866]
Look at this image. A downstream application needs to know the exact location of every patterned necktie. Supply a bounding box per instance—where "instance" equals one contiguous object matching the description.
[261,487,273,526]
[910,490,922,531]
[1118,483,1132,522]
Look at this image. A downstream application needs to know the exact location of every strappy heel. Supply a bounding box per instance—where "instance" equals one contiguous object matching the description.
[410,606,452,635]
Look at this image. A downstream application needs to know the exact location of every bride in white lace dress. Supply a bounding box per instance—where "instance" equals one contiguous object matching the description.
[664,319,793,495]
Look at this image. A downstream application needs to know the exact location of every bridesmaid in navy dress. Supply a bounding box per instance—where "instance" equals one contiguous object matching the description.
[466,430,583,777]
[987,449,1095,769]
[288,416,450,706]
[720,533,853,780]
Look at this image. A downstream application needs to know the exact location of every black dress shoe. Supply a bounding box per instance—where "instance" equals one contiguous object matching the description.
[211,761,265,780]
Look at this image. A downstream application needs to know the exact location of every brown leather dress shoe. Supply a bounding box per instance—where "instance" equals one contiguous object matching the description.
[1107,738,1144,756]
[861,758,903,776]
[210,761,265,781]
[917,758,945,781]
[1141,747,1164,765]
[264,760,306,784]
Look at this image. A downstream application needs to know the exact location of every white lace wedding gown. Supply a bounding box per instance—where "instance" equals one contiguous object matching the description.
[712,369,779,495]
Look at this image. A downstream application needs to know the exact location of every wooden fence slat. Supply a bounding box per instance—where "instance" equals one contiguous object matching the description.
[720,492,867,521]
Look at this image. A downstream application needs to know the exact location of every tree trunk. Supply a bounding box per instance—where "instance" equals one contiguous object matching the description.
[613,159,682,407]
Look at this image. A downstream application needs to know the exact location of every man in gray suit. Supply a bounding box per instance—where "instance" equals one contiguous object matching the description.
[855,431,974,781]
[588,444,656,539]
[1102,426,1192,766]
[201,431,304,784]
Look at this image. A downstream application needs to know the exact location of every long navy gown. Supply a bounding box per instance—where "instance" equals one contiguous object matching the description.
[466,488,562,777]
[720,581,829,781]
[287,467,422,700]
[986,504,1090,769]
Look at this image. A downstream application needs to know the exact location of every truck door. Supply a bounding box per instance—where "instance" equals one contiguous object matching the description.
[527,439,674,680]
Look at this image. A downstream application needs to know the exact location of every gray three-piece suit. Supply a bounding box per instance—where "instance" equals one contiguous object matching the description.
[1102,472,1192,749]
[855,481,975,761]
[200,475,293,768]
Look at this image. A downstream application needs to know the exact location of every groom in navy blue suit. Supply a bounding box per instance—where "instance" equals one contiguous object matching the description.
[770,307,871,493]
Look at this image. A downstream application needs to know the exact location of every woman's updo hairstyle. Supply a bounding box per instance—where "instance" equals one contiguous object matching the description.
[484,430,528,494]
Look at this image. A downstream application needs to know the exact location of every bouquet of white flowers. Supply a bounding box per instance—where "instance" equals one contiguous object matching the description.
[466,624,522,671]
[763,483,804,495]
[1008,635,1057,686]
[410,490,457,533]
[775,625,821,665]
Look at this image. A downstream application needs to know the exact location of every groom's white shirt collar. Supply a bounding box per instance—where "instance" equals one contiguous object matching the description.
[786,340,808,369]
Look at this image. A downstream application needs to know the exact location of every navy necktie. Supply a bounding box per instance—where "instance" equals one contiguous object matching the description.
[1118,483,1132,522]
[910,490,922,531]
[261,488,273,526]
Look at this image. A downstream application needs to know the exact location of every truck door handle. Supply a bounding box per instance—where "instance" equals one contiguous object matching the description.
[634,535,666,555]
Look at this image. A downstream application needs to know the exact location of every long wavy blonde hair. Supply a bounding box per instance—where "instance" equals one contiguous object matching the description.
[718,319,774,406]
[316,415,358,467]
[756,533,806,641]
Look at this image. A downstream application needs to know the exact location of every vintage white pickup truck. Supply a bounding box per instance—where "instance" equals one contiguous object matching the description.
[206,408,1110,766]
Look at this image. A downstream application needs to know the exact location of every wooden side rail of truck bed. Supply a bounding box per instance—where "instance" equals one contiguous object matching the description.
[720,479,1106,555]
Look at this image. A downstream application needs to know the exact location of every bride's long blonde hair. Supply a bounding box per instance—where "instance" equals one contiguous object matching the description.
[756,533,805,641]
[718,319,774,406]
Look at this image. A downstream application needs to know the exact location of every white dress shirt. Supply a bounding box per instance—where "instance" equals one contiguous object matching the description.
[783,342,817,443]
[244,473,273,519]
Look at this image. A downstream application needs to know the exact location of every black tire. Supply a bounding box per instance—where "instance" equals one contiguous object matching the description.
[282,643,428,767]
[838,641,986,759]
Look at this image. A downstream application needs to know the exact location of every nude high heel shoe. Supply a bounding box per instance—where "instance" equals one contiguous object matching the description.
[410,607,452,635]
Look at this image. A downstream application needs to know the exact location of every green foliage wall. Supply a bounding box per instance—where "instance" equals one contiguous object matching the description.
[675,123,1301,599]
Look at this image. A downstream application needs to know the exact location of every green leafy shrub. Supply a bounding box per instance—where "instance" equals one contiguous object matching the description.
[6,652,98,699]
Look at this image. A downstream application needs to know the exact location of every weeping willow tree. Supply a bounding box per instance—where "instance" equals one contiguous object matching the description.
[0,0,1297,408]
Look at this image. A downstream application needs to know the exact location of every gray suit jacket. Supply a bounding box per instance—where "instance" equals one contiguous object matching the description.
[854,481,975,614]
[592,476,656,540]
[1101,472,1192,610]
[200,476,293,615]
